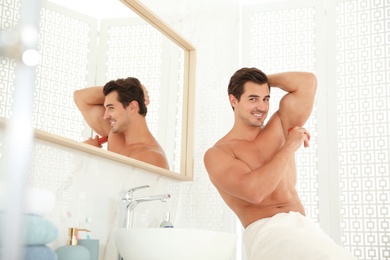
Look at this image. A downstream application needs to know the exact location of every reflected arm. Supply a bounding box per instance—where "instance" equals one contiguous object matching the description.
[73,86,111,137]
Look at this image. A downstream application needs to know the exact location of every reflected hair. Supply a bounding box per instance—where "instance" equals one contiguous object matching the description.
[103,77,147,116]
[228,67,270,109]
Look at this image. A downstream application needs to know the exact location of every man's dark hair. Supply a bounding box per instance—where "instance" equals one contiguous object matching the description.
[103,77,147,116]
[228,67,270,103]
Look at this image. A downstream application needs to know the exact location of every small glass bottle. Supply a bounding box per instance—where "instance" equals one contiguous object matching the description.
[159,212,174,228]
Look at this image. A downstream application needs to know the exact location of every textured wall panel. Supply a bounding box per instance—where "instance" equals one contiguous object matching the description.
[35,6,94,141]
[336,1,390,259]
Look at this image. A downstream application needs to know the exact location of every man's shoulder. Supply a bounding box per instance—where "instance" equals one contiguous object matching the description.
[205,137,237,161]
[211,141,231,152]
[211,134,235,150]
[128,145,169,169]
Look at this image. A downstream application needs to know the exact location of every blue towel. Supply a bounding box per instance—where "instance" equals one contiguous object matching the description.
[0,213,58,245]
[25,245,57,260]
[0,245,57,260]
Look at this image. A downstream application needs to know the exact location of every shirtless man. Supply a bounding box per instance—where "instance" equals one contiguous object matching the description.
[74,77,169,170]
[204,68,356,259]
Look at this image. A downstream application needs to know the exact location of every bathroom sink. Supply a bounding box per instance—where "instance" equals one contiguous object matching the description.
[114,228,237,260]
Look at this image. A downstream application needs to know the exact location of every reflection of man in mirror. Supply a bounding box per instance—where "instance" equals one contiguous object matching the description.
[74,77,169,170]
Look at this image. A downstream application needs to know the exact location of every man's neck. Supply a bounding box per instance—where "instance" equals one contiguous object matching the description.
[230,123,264,141]
[123,119,152,145]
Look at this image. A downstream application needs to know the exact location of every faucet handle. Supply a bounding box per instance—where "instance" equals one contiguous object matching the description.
[120,185,150,199]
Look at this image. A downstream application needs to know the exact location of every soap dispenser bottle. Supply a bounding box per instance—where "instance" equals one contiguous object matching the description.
[55,228,91,260]
[159,212,174,228]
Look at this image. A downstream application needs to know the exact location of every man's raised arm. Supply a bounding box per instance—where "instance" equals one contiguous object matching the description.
[74,86,110,137]
[268,72,317,132]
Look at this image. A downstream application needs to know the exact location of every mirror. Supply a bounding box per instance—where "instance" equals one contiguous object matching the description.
[0,0,195,180]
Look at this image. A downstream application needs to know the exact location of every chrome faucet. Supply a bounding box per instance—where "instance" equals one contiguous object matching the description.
[117,185,171,260]
[120,185,150,200]
[119,185,171,229]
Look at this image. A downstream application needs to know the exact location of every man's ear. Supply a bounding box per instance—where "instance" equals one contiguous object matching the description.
[128,100,139,112]
[229,94,237,109]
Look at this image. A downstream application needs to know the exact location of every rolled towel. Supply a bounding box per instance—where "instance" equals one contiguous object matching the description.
[24,245,57,260]
[0,245,57,260]
[0,213,58,245]
[0,182,55,216]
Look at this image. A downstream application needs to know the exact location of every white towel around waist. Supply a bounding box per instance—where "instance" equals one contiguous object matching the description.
[243,211,357,260]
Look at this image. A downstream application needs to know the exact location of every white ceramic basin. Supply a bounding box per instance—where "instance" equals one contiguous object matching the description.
[114,228,237,260]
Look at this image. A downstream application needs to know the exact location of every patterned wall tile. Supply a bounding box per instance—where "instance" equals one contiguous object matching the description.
[336,0,390,259]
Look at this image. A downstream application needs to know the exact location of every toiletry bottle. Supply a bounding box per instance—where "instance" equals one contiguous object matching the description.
[55,228,91,260]
[78,218,99,260]
[159,212,174,228]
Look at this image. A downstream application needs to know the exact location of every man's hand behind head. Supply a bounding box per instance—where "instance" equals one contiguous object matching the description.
[141,84,150,106]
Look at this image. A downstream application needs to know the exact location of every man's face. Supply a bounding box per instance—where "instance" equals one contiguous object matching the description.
[232,81,270,127]
[103,91,130,133]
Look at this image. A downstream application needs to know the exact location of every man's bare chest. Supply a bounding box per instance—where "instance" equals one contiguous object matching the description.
[232,138,284,170]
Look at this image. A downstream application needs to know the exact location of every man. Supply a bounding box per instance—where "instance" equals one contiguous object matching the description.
[74,77,169,170]
[204,68,356,259]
